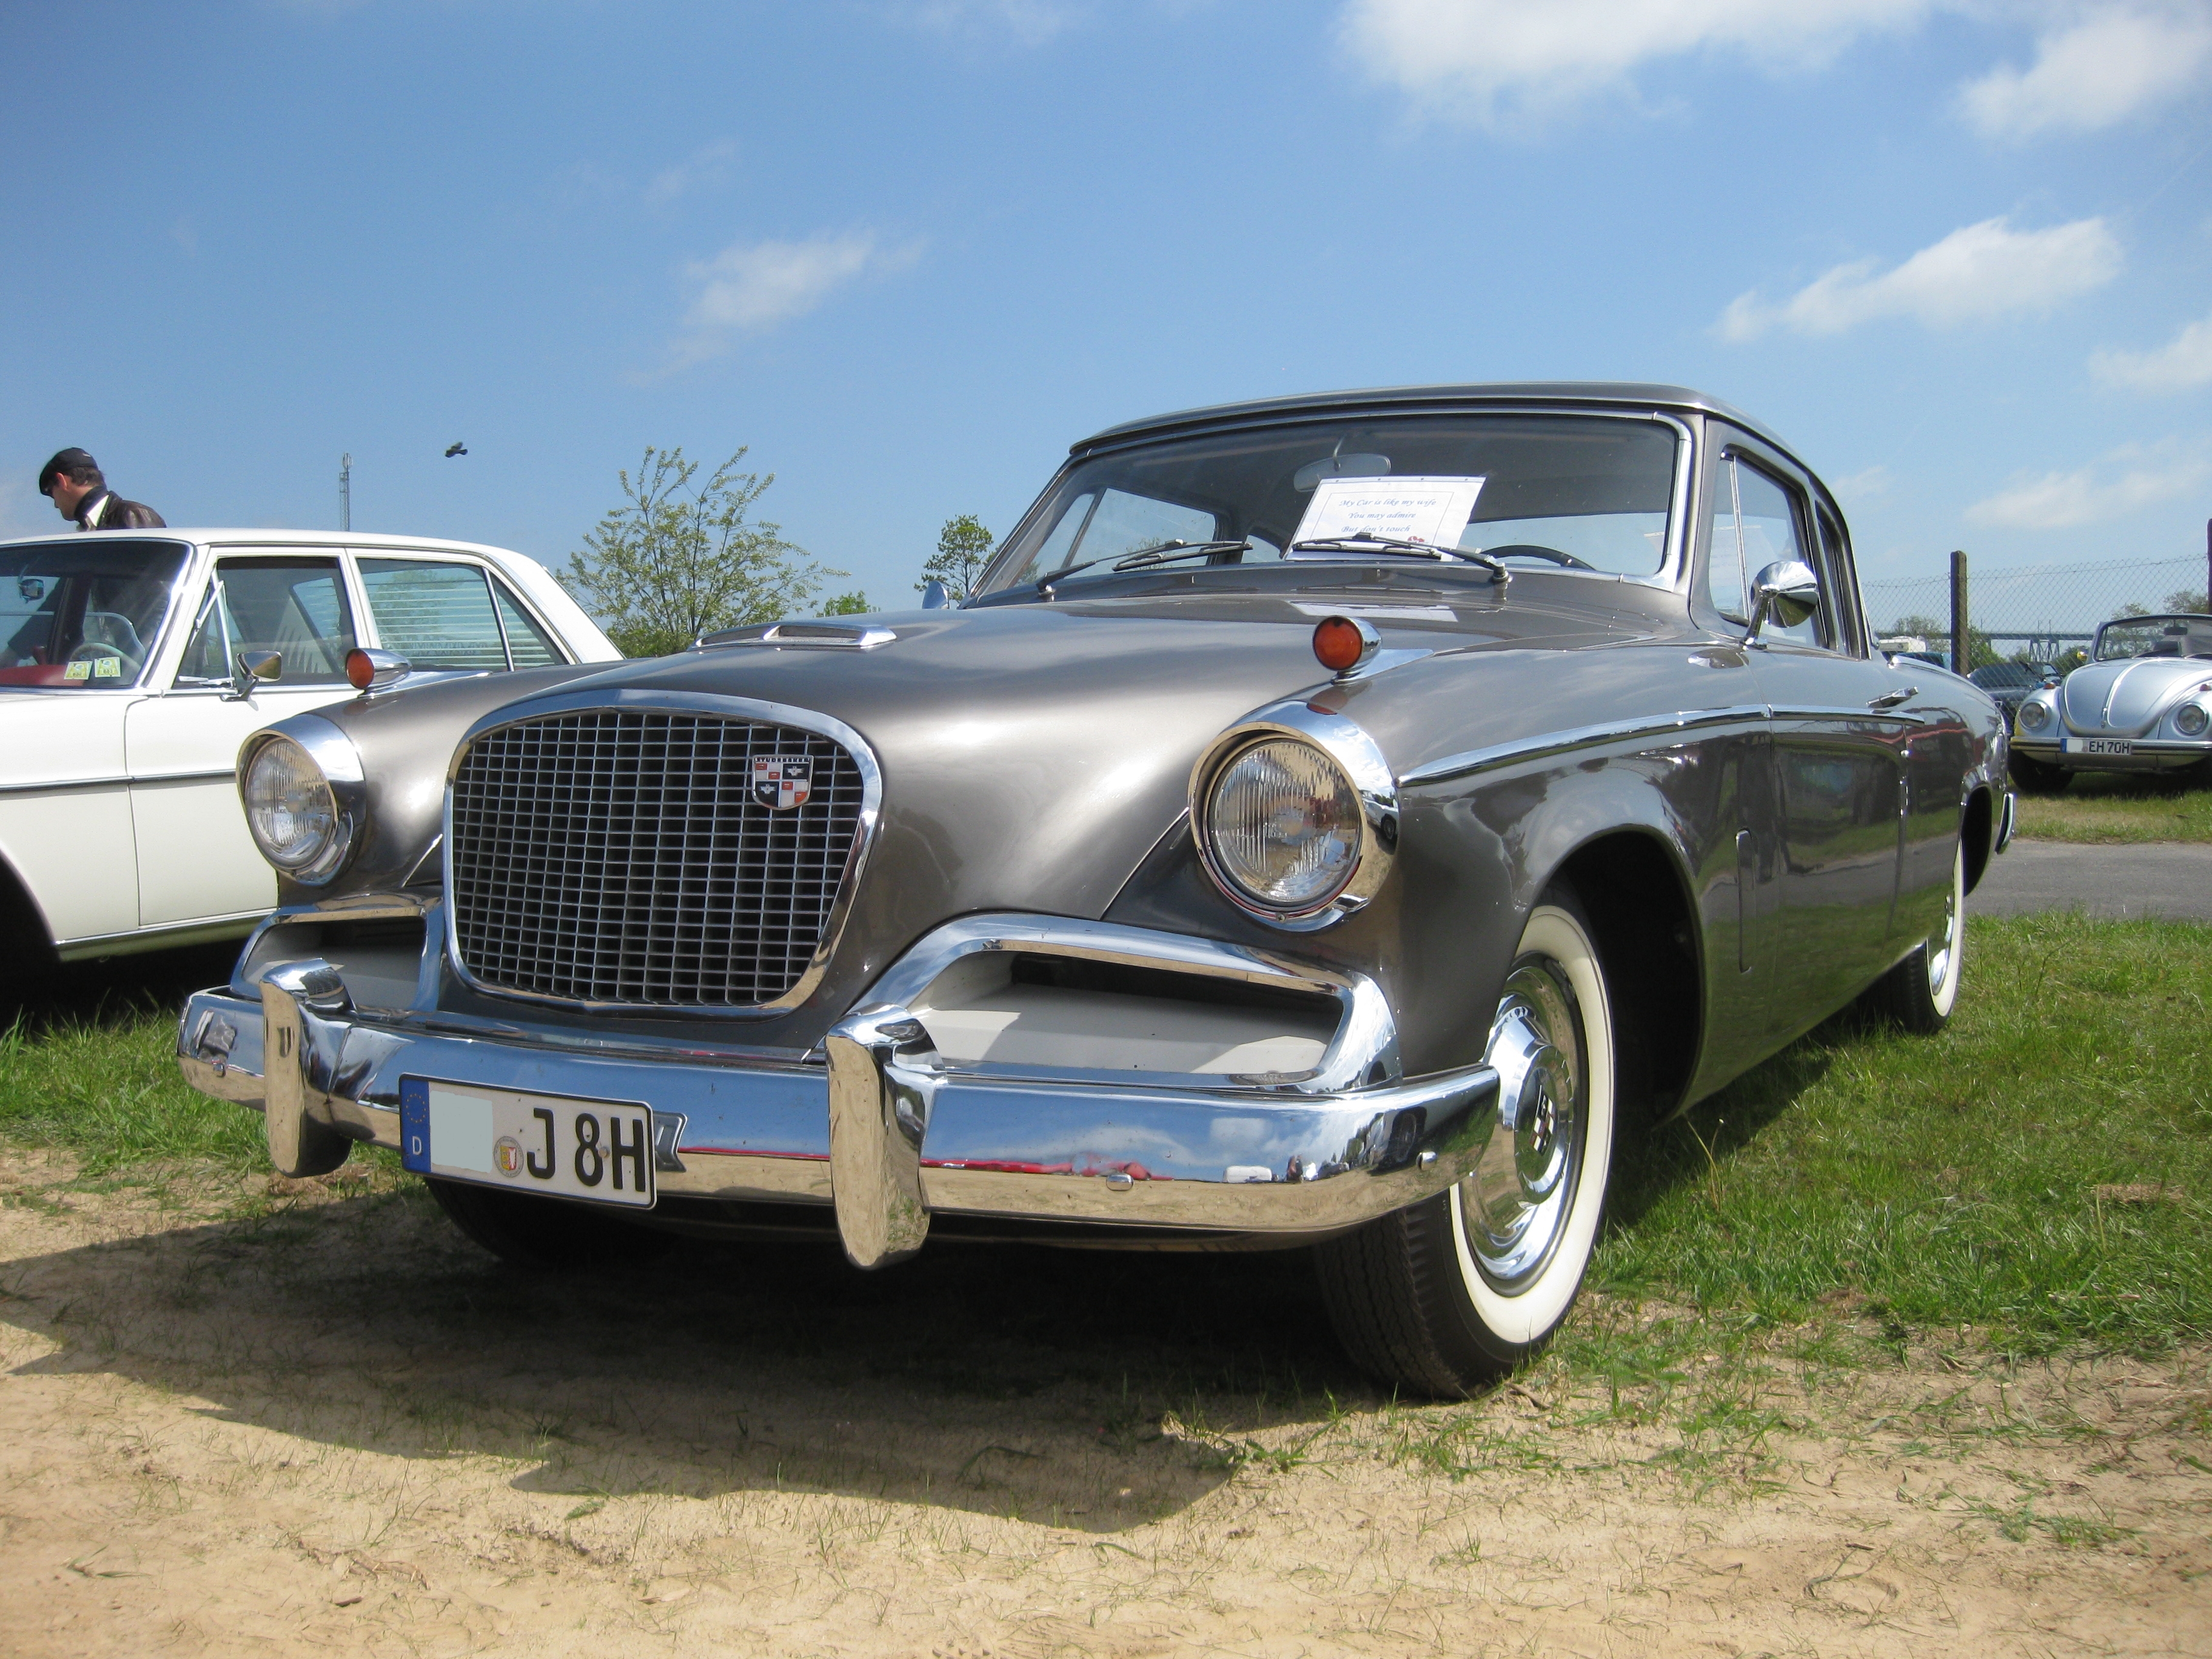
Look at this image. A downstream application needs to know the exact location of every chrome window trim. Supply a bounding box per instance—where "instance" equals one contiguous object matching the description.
[1403,705,1770,788]
[1187,699,1399,931]
[440,686,884,1020]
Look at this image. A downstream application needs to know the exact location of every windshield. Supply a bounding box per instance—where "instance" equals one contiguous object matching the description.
[0,540,187,688]
[980,414,1680,595]
[2094,615,2212,662]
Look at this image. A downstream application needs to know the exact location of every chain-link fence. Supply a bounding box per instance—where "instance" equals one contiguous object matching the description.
[1861,552,2211,670]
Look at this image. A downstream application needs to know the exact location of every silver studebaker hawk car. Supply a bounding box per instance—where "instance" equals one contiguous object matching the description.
[176,383,2013,1396]
[2009,612,2212,791]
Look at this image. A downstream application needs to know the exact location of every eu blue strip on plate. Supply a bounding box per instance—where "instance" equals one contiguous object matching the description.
[400,1076,431,1173]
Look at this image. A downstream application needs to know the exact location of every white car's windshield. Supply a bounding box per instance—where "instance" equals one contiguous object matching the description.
[2094,615,2212,662]
[0,540,187,688]
[980,414,1680,595]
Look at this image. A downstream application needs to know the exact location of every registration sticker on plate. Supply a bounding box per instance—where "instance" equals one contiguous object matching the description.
[2064,737,2135,756]
[399,1078,654,1207]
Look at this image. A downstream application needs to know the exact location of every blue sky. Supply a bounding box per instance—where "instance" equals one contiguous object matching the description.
[2,0,2208,611]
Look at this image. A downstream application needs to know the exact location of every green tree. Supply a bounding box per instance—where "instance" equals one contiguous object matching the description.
[918,513,994,600]
[820,591,873,615]
[2165,587,2210,613]
[561,446,841,657]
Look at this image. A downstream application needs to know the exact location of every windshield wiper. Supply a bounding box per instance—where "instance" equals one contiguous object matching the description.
[1289,533,1509,585]
[1036,539,1253,592]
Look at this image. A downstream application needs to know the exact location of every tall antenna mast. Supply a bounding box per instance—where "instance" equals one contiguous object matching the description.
[340,453,352,532]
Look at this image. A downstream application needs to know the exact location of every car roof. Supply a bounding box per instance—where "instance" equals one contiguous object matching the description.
[1071,381,1798,460]
[0,526,555,572]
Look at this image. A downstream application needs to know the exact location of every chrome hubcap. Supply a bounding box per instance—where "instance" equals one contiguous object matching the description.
[1464,959,1586,1291]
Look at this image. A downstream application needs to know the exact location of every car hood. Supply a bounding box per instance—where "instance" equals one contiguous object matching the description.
[308,585,1658,1045]
[2058,656,2212,736]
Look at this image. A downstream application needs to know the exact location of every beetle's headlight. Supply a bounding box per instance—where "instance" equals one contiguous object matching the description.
[1202,737,1364,913]
[2017,699,2051,733]
[2177,702,2210,737]
[243,735,352,882]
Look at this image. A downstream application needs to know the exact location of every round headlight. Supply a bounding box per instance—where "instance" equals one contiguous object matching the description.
[1203,738,1364,913]
[243,736,343,876]
[2177,702,2210,737]
[2017,699,2051,732]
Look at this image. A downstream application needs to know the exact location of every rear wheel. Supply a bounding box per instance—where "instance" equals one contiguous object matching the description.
[1315,887,1619,1396]
[426,1177,671,1272]
[1864,839,1965,1034]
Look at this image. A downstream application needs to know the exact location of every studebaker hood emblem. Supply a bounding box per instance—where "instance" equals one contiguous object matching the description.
[751,754,814,809]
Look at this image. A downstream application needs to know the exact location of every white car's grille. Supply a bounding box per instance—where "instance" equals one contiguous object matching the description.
[448,709,866,1008]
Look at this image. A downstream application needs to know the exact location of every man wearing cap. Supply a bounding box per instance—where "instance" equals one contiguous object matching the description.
[38,448,165,531]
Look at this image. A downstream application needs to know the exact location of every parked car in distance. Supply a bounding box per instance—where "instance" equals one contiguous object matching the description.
[1968,660,2057,729]
[0,529,618,982]
[2009,613,2212,792]
[177,383,2012,1396]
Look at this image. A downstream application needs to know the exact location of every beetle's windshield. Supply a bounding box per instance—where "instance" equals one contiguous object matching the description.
[0,539,187,688]
[2094,615,2212,662]
[980,414,1680,596]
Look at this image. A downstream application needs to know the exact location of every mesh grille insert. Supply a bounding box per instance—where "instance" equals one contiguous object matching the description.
[448,709,866,1007]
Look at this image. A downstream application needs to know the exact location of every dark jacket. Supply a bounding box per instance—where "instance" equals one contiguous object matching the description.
[76,489,166,531]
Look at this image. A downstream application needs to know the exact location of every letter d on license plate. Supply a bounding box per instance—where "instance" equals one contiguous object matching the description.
[400,1078,655,1207]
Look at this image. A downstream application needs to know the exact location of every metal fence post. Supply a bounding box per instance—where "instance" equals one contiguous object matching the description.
[1950,548,1968,674]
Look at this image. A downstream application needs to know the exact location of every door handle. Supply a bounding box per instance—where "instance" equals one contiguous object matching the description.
[1868,686,1917,711]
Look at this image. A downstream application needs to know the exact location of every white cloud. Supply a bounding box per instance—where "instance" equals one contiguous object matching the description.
[647,139,737,206]
[1718,215,2122,340]
[2091,306,2212,391]
[1959,4,2212,141]
[1965,436,2212,529]
[1832,464,1892,501]
[1339,0,1941,123]
[660,232,922,370]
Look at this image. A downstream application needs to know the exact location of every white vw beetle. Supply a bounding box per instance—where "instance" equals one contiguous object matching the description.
[2009,612,2212,792]
[0,529,617,979]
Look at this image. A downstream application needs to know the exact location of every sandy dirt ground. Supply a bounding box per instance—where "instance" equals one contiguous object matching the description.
[2,1148,2208,1658]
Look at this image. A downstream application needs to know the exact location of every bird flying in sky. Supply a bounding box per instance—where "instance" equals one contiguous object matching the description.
[444,441,468,458]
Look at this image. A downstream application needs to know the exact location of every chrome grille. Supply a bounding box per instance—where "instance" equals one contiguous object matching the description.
[448,709,867,1008]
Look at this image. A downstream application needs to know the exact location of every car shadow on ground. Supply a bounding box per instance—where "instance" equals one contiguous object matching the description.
[1,939,239,1036]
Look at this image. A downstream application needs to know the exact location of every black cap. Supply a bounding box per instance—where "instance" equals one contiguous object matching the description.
[38,447,100,496]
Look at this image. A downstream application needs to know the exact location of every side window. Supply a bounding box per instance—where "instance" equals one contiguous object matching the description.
[1705,454,1825,649]
[492,581,565,667]
[1815,508,1862,656]
[358,559,509,670]
[178,557,356,685]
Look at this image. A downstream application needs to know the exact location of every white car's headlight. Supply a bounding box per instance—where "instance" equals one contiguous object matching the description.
[243,734,355,882]
[1202,737,1364,913]
[2177,702,2210,738]
[2017,699,2052,733]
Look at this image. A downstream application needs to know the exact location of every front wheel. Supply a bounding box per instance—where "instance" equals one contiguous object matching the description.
[1315,887,1620,1396]
[2009,751,2068,794]
[1863,838,1965,1034]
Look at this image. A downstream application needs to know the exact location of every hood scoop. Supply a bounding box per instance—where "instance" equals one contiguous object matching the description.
[700,621,897,651]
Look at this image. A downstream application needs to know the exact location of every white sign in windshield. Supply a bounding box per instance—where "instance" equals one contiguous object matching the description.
[1292,475,1486,551]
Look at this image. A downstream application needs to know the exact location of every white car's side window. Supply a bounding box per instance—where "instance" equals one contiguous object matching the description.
[357,559,569,671]
[176,557,357,686]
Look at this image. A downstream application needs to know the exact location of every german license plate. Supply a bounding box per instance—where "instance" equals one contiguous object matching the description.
[2065,737,2134,756]
[399,1078,654,1207]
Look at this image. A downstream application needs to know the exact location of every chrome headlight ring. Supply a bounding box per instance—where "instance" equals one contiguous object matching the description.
[2173,700,2210,739]
[2016,697,2053,734]
[1189,699,1398,931]
[238,714,367,886]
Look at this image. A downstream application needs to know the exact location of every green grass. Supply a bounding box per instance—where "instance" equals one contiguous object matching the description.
[1595,910,2211,1357]
[2014,772,2212,843]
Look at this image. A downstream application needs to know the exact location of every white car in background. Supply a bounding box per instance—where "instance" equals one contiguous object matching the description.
[0,529,618,978]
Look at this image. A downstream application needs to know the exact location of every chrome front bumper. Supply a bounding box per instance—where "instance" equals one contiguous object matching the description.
[2013,735,2211,772]
[180,939,1498,1269]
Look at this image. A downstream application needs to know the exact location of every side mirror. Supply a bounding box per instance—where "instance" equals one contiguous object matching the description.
[920,579,950,611]
[224,649,282,702]
[1744,560,1820,645]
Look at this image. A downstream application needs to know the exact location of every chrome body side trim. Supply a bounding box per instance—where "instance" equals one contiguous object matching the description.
[1401,705,1769,787]
[1187,699,1401,931]
[0,766,237,797]
[58,910,266,961]
[438,687,885,1020]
